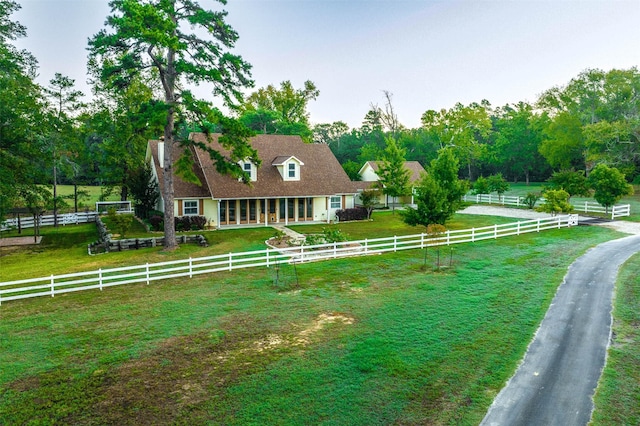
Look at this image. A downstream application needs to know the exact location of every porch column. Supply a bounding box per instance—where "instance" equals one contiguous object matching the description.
[326,197,330,223]
[264,198,268,227]
[216,200,221,229]
[285,197,288,226]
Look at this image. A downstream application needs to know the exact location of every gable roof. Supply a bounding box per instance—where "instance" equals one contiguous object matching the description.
[149,133,357,200]
[271,155,304,166]
[359,160,425,183]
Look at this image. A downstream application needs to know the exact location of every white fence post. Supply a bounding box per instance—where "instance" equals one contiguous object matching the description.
[333,242,337,258]
[146,263,149,285]
[421,233,425,249]
[99,268,103,290]
[494,224,498,239]
[50,274,55,297]
[229,253,233,271]
[471,228,475,242]
[446,230,450,245]
[537,218,541,232]
[394,235,397,252]
[189,257,193,278]
[364,238,368,254]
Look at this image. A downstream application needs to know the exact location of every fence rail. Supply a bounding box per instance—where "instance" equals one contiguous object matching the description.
[0,215,579,305]
[462,194,630,220]
[1,212,99,231]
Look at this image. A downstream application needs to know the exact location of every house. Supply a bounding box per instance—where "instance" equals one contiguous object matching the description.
[146,133,357,228]
[355,160,426,207]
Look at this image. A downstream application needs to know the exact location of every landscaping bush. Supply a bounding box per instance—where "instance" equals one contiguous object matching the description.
[189,216,207,230]
[523,192,541,209]
[336,207,368,222]
[174,215,207,232]
[149,215,163,231]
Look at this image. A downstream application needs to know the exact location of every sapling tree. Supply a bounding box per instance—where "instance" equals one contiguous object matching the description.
[587,164,634,212]
[537,189,573,215]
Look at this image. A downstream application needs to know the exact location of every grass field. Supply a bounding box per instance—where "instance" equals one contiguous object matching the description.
[0,210,637,424]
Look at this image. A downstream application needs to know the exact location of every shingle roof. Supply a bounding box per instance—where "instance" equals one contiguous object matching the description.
[362,160,425,183]
[149,133,357,200]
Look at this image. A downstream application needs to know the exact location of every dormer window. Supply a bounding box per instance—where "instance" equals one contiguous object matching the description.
[272,155,304,181]
[238,159,257,182]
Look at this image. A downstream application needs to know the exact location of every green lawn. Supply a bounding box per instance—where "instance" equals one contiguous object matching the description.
[0,213,633,424]
[592,252,640,425]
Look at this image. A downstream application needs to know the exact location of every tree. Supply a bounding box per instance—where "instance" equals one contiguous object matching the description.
[537,189,573,215]
[429,147,468,214]
[359,188,378,220]
[341,160,361,181]
[81,77,165,200]
[587,164,634,212]
[401,148,467,228]
[376,137,410,212]
[537,68,640,176]
[472,176,490,195]
[369,90,403,140]
[89,0,258,250]
[489,102,550,184]
[0,0,47,223]
[421,101,492,180]
[127,164,160,219]
[240,80,319,141]
[547,169,590,200]
[486,173,510,200]
[313,121,349,145]
[538,111,585,171]
[43,73,85,226]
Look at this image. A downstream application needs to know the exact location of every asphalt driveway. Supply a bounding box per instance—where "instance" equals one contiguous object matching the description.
[481,234,640,426]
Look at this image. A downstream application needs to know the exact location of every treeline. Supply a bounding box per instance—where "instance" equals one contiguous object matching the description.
[314,69,640,186]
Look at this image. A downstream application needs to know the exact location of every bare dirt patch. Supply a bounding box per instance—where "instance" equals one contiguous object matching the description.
[0,236,42,247]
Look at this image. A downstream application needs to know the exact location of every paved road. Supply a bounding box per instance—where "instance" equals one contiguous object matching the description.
[481,234,640,426]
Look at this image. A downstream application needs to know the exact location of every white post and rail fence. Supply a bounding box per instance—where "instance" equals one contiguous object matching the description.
[462,194,631,220]
[0,215,579,305]
[1,202,133,232]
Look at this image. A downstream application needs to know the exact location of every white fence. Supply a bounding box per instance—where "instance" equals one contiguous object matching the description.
[463,194,630,220]
[1,212,99,231]
[0,215,578,305]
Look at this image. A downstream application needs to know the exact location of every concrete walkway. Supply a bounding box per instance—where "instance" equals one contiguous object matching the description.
[481,234,640,425]
[271,225,306,244]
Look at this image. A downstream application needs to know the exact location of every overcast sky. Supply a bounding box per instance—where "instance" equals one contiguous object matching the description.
[14,0,640,129]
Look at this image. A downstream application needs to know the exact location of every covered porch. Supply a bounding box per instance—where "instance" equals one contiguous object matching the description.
[216,196,329,228]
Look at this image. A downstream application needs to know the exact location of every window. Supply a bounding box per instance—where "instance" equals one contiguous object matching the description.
[288,163,296,178]
[330,196,341,209]
[184,200,198,215]
[243,162,252,172]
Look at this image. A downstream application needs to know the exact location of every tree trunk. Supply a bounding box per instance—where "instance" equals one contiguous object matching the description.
[162,108,177,250]
[53,163,58,227]
[162,41,178,250]
[74,183,78,212]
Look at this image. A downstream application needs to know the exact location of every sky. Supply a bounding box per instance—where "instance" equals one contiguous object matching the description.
[13,0,640,129]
